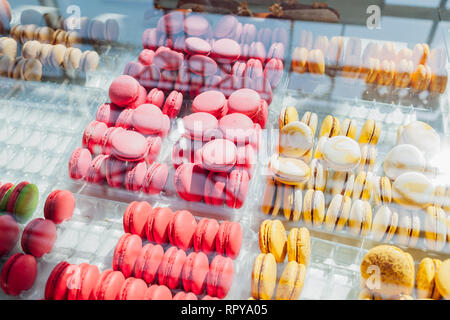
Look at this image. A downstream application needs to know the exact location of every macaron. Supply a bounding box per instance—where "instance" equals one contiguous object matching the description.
[226,169,250,209]
[358,119,380,145]
[153,47,184,71]
[45,261,77,300]
[319,115,340,138]
[306,159,326,191]
[123,201,152,238]
[184,14,209,36]
[372,175,392,206]
[168,210,197,251]
[261,178,283,216]
[101,127,124,154]
[227,88,261,118]
[330,171,355,198]
[173,291,198,300]
[269,154,310,186]
[132,104,170,136]
[383,144,425,180]
[301,111,319,136]
[134,243,164,285]
[182,112,219,142]
[352,171,373,201]
[158,246,187,289]
[192,90,227,118]
[162,90,183,119]
[215,221,243,260]
[109,75,140,108]
[185,37,211,55]
[146,207,174,244]
[21,218,56,258]
[279,121,314,159]
[204,172,228,206]
[124,161,147,192]
[96,103,121,127]
[397,121,440,157]
[201,139,237,173]
[83,120,108,155]
[275,261,306,300]
[340,118,357,139]
[360,245,414,298]
[111,129,147,162]
[348,200,372,236]
[144,284,172,300]
[142,162,168,195]
[416,258,442,299]
[91,269,126,300]
[146,88,165,108]
[282,184,303,221]
[6,181,39,223]
[302,189,325,227]
[112,233,142,278]
[436,259,450,300]
[259,219,287,263]
[392,172,434,209]
[138,49,155,66]
[182,251,209,295]
[67,263,100,300]
[218,113,254,145]
[251,253,276,300]
[287,227,311,266]
[117,277,148,300]
[324,194,351,232]
[211,38,241,64]
[323,136,361,171]
[123,61,144,80]
[206,255,234,299]
[264,58,284,88]
[193,218,220,255]
[279,106,299,129]
[174,163,207,202]
[371,205,398,242]
[188,54,218,76]
[424,205,447,252]
[396,211,420,248]
[44,190,75,224]
[1,253,37,296]
[0,182,14,211]
[68,147,92,180]
[105,156,129,188]
[0,214,19,257]
[358,144,376,172]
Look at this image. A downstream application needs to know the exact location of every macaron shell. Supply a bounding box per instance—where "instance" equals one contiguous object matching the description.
[204,172,227,206]
[45,261,70,300]
[68,147,92,180]
[168,210,198,251]
[158,247,187,289]
[193,218,220,255]
[146,207,174,244]
[21,218,57,258]
[145,284,172,300]
[118,277,147,300]
[134,243,164,284]
[1,253,37,296]
[251,253,276,300]
[44,190,75,224]
[0,214,20,257]
[112,233,142,278]
[111,130,147,162]
[275,261,306,300]
[109,75,140,107]
[182,252,209,295]
[174,163,207,202]
[216,221,243,260]
[92,269,125,300]
[436,259,450,300]
[9,183,39,223]
[123,201,152,238]
[67,263,100,300]
[225,169,250,209]
[207,255,234,299]
[287,227,311,266]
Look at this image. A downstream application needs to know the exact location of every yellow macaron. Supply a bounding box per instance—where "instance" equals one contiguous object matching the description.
[251,253,277,300]
[358,144,376,172]
[416,257,442,299]
[319,115,340,138]
[324,194,351,232]
[259,219,287,263]
[424,205,447,252]
[372,175,392,206]
[358,119,380,145]
[340,118,357,139]
[302,189,325,227]
[306,158,326,192]
[275,261,306,300]
[352,171,373,201]
[287,227,311,266]
[261,177,283,216]
[301,111,318,137]
[371,205,398,242]
[348,200,373,236]
[279,106,299,129]
[282,184,303,221]
[436,259,450,300]
[330,171,355,198]
[396,211,420,248]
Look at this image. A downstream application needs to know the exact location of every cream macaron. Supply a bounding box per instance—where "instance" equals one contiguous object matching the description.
[269,154,310,186]
[397,121,440,158]
[371,205,398,242]
[301,111,318,136]
[306,159,326,191]
[279,121,314,159]
[358,144,376,172]
[352,171,373,201]
[348,199,372,236]
[340,118,357,140]
[261,177,283,217]
[372,175,392,206]
[324,194,351,232]
[396,211,420,248]
[330,171,355,198]
[302,189,325,227]
[383,144,426,180]
[282,184,303,221]
[424,205,447,252]
[392,172,434,209]
[323,136,361,171]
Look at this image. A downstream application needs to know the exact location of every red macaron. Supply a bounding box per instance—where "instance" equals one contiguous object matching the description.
[91,269,125,300]
[182,251,209,295]
[168,210,198,251]
[123,201,152,238]
[215,221,243,259]
[173,291,198,300]
[162,90,183,119]
[193,218,220,255]
[204,172,228,206]
[225,169,250,209]
[142,162,169,195]
[0,214,20,257]
[67,263,100,300]
[45,261,77,300]
[85,154,109,184]
[21,218,57,258]
[112,233,142,278]
[44,190,75,224]
[109,75,141,108]
[144,284,172,300]
[146,206,174,244]
[68,147,92,180]
[134,243,164,285]
[158,246,186,289]
[1,253,37,296]
[174,163,207,202]
[124,161,147,192]
[117,277,148,300]
[206,255,234,299]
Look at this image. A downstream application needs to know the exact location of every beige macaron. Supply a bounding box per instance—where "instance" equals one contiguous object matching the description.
[35,26,54,44]
[396,211,420,248]
[259,219,287,263]
[383,144,425,180]
[0,37,17,60]
[0,55,13,77]
[301,111,318,137]
[330,171,355,198]
[358,144,376,173]
[282,184,303,221]
[323,136,361,171]
[324,194,351,232]
[269,154,310,186]
[424,205,447,252]
[49,44,67,68]
[397,121,440,158]
[348,199,372,236]
[392,172,434,209]
[287,227,311,266]
[38,43,53,66]
[251,253,277,300]
[22,40,42,59]
[261,177,283,217]
[436,259,450,300]
[302,189,325,227]
[80,50,99,72]
[371,205,398,242]
[306,158,326,191]
[21,58,42,81]
[63,47,82,71]
[275,261,306,300]
[279,121,314,158]
[372,175,392,206]
[352,171,373,201]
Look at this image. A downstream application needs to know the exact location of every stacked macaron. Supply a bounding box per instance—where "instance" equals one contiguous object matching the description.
[136,12,284,102]
[251,219,310,300]
[68,75,169,194]
[110,233,235,299]
[123,201,243,258]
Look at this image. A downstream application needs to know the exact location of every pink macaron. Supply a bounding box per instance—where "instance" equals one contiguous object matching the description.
[115,108,135,130]
[44,189,75,224]
[158,246,186,289]
[174,163,207,202]
[138,49,155,66]
[105,156,129,188]
[236,144,255,174]
[241,23,257,44]
[162,90,183,119]
[82,120,108,155]
[218,113,254,144]
[110,130,147,162]
[157,11,185,35]
[144,284,172,300]
[214,15,240,39]
[117,277,148,300]
[153,46,184,71]
[96,103,121,127]
[123,201,152,237]
[168,210,198,251]
[268,42,285,60]
[85,154,109,184]
[204,172,228,206]
[1,253,37,296]
[0,214,20,257]
[139,64,161,90]
[91,269,125,300]
[68,147,92,180]
[67,263,100,300]
[182,252,209,295]
[216,221,243,259]
[123,61,145,80]
[134,243,164,285]
[206,255,234,299]
[100,127,124,154]
[244,59,264,79]
[146,88,165,109]
[251,98,268,129]
[225,169,250,209]
[249,42,266,64]
[192,90,227,118]
[193,218,220,255]
[185,37,211,56]
[188,54,218,76]
[146,207,174,244]
[264,58,283,88]
[182,112,219,141]
[124,161,147,192]
[184,14,210,37]
[145,136,162,164]
[142,162,168,194]
[211,38,241,64]
[112,233,142,278]
[109,75,141,108]
[227,88,261,118]
[173,291,198,300]
[200,139,237,172]
[132,104,170,136]
[251,76,273,105]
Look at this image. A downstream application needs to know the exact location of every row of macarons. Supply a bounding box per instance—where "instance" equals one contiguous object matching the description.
[44,260,218,300]
[112,233,234,299]
[360,245,450,300]
[147,12,289,51]
[0,189,76,296]
[123,202,242,258]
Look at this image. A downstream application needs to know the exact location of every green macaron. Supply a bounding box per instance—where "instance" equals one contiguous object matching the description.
[5,183,39,223]
[0,186,14,212]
